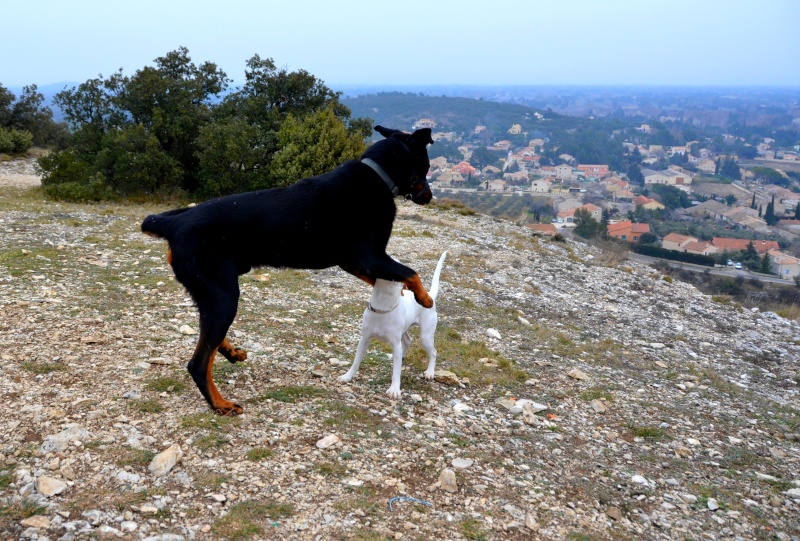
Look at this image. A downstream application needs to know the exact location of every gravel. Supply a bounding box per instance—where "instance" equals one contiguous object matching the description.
[1,158,798,540]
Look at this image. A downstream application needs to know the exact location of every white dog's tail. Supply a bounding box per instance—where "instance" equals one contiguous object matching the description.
[428,251,448,301]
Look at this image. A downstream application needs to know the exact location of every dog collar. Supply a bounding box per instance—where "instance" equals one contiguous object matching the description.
[367,298,400,314]
[362,158,399,197]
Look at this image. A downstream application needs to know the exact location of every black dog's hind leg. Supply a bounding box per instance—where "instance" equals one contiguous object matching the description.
[181,262,244,415]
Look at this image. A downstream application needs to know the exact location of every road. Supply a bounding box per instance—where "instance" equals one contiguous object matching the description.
[626,252,793,284]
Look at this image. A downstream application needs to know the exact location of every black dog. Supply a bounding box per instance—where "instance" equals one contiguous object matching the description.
[141,126,434,415]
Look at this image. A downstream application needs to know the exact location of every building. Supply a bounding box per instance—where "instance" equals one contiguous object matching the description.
[642,168,692,186]
[769,250,800,280]
[633,195,666,210]
[576,164,610,179]
[487,179,507,192]
[662,233,697,251]
[607,221,650,242]
[698,159,717,174]
[530,178,552,193]
[526,223,559,236]
[412,118,436,130]
[711,238,780,255]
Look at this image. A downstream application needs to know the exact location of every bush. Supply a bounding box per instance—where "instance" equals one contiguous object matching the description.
[632,243,716,267]
[0,127,33,154]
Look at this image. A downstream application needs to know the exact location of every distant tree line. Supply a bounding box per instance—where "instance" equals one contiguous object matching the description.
[39,47,372,201]
[0,84,68,154]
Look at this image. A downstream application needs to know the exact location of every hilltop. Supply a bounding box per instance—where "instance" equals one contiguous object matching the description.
[0,161,798,540]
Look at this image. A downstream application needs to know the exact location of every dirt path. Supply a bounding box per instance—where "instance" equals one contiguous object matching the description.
[0,157,41,188]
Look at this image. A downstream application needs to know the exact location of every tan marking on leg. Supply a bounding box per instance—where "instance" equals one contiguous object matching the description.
[219,338,247,363]
[167,248,173,267]
[404,274,433,308]
[205,349,243,415]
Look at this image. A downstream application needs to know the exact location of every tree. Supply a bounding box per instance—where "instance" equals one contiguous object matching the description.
[470,146,504,169]
[795,203,800,220]
[627,163,644,185]
[760,252,773,274]
[40,48,368,200]
[573,209,605,239]
[719,156,740,180]
[268,106,366,188]
[764,195,778,226]
[0,82,67,151]
[724,194,737,206]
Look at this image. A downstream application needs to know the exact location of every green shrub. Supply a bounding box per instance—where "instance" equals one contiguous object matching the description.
[0,127,33,154]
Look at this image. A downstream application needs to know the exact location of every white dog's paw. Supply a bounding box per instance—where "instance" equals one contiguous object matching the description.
[337,374,353,384]
[386,387,402,399]
[423,369,436,380]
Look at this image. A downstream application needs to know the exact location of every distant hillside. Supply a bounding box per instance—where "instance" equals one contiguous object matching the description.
[342,92,554,135]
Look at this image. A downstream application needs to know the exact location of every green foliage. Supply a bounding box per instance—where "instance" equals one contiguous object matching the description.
[0,83,67,148]
[760,252,773,274]
[269,106,365,188]
[633,244,716,266]
[650,184,692,209]
[39,48,368,200]
[751,166,788,187]
[0,127,33,154]
[718,156,740,180]
[573,208,606,239]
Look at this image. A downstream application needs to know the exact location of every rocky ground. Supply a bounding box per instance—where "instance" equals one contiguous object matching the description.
[0,157,799,540]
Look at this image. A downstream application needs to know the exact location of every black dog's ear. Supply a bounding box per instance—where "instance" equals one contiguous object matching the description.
[412,128,434,146]
[374,125,404,139]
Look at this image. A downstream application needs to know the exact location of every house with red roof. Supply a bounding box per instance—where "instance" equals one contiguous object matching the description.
[607,221,650,242]
[711,238,779,255]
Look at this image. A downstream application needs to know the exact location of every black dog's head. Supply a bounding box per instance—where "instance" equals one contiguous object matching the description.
[372,125,434,205]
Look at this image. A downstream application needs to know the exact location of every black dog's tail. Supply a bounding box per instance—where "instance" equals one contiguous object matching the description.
[141,207,191,240]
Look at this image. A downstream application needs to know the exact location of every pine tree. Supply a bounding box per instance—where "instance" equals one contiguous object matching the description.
[760,252,773,274]
[751,193,756,209]
[795,203,800,220]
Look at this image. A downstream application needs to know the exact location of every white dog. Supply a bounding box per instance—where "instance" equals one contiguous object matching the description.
[338,251,447,398]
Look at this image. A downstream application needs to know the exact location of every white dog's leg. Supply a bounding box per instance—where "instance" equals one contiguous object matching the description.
[339,334,370,384]
[401,331,412,357]
[421,337,437,380]
[386,340,404,399]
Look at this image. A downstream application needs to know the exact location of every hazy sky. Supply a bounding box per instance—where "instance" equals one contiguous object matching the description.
[3,0,799,89]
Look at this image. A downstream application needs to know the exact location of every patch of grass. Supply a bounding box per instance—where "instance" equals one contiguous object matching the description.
[130,398,164,414]
[21,361,66,374]
[194,433,228,450]
[256,385,328,404]
[459,516,488,540]
[116,448,155,467]
[246,447,274,461]
[404,326,528,388]
[578,388,615,402]
[321,401,383,430]
[269,269,312,291]
[314,461,348,477]
[0,470,13,489]
[144,375,186,394]
[625,423,670,441]
[195,472,231,489]
[0,498,48,521]
[211,500,295,540]
[334,485,383,517]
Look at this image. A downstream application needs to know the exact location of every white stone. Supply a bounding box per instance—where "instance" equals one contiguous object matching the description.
[36,475,68,497]
[316,434,341,449]
[439,469,458,493]
[452,458,474,469]
[149,444,183,477]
